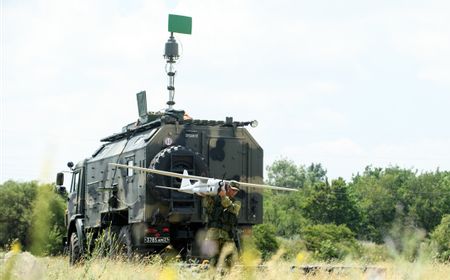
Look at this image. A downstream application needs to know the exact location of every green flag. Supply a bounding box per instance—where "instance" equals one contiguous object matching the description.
[168,14,192,35]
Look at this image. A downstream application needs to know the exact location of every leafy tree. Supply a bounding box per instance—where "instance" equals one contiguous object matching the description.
[348,166,415,242]
[305,163,327,185]
[400,171,450,233]
[302,178,360,232]
[264,159,311,236]
[265,160,360,237]
[266,158,306,189]
[430,214,450,261]
[264,160,332,234]
[0,181,38,248]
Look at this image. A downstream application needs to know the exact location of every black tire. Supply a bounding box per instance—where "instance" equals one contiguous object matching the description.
[148,145,209,199]
[69,232,82,265]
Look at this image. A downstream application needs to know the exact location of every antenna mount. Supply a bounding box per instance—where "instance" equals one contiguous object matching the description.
[163,14,192,110]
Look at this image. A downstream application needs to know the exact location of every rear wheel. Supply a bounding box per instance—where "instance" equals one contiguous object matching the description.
[69,232,81,265]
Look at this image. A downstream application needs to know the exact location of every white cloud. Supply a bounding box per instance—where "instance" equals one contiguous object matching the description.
[306,81,339,95]
[417,68,450,86]
[372,138,450,163]
[387,5,450,87]
[3,0,450,183]
[279,138,364,160]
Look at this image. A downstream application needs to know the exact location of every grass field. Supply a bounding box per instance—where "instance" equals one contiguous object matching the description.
[2,252,450,280]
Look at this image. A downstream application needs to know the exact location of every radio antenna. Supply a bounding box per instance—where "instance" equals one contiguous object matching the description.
[163,14,192,111]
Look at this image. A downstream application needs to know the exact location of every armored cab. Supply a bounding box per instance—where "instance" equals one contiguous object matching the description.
[58,15,264,263]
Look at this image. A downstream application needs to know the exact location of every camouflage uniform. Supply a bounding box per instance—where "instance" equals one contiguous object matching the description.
[202,192,241,266]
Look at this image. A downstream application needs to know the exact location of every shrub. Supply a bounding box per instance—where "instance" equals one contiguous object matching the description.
[29,184,66,256]
[278,237,306,261]
[252,223,279,260]
[430,214,450,262]
[301,223,360,261]
[359,241,391,263]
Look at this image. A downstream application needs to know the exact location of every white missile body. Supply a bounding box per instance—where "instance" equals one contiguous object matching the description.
[109,163,298,195]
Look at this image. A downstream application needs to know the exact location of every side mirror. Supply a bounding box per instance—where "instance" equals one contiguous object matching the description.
[56,172,67,196]
[56,172,64,186]
[57,185,67,195]
[67,162,74,169]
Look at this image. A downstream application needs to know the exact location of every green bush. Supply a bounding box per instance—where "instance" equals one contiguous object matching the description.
[252,223,279,260]
[0,181,65,255]
[430,214,450,262]
[301,223,360,261]
[30,183,66,256]
[0,181,38,249]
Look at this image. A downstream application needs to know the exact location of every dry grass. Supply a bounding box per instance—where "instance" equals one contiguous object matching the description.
[1,254,446,280]
[2,241,449,280]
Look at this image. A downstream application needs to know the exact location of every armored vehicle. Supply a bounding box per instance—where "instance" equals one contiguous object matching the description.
[56,15,264,263]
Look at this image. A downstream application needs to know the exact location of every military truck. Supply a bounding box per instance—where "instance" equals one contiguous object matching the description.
[56,15,264,264]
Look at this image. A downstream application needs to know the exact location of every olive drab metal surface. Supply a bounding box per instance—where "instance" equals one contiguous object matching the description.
[58,15,264,261]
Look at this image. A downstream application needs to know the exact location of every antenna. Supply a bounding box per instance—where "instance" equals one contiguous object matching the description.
[136,91,148,123]
[164,14,192,111]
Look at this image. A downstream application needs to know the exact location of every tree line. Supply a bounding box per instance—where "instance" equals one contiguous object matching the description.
[258,159,450,261]
[0,181,66,255]
[1,160,449,261]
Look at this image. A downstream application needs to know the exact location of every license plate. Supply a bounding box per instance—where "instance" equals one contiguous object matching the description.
[144,236,170,244]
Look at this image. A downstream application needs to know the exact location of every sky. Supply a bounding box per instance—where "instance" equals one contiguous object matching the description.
[1,0,450,184]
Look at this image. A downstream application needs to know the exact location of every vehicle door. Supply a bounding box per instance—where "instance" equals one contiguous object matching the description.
[67,169,82,218]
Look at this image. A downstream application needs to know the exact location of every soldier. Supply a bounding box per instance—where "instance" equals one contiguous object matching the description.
[202,181,241,267]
